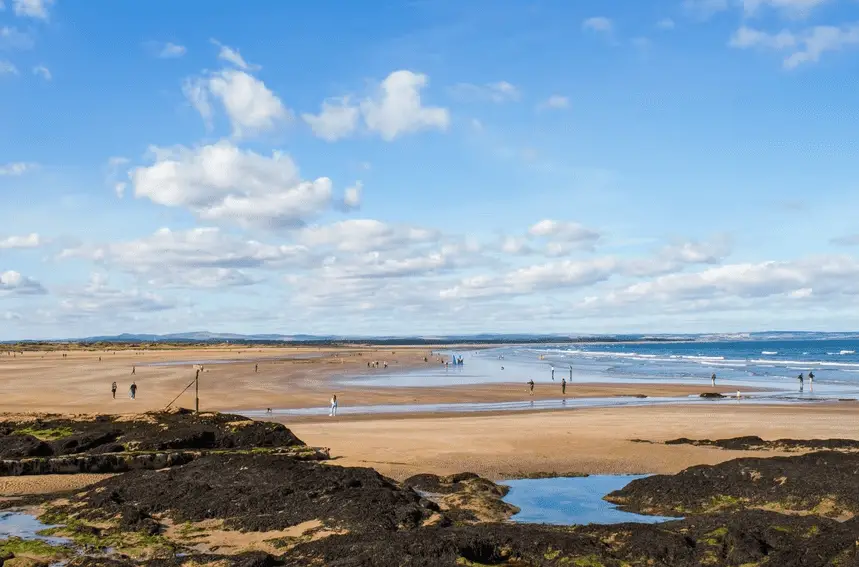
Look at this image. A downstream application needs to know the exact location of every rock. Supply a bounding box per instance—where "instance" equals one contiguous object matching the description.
[0,435,53,459]
[3,558,49,567]
[699,392,725,398]
[48,453,436,533]
[606,450,859,519]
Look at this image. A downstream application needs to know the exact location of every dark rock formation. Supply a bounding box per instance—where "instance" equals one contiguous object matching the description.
[607,450,859,518]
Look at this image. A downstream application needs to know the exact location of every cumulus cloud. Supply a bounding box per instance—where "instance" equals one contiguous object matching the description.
[0,270,46,295]
[360,70,450,141]
[302,70,449,142]
[742,0,831,19]
[0,60,18,75]
[0,162,36,175]
[211,39,258,71]
[538,95,569,111]
[528,220,601,245]
[582,17,613,33]
[449,81,520,103]
[0,233,40,249]
[598,256,859,306]
[184,68,290,137]
[342,182,362,210]
[729,24,859,68]
[59,274,173,314]
[682,0,729,20]
[158,42,186,58]
[128,141,335,229]
[1,26,34,49]
[32,64,49,80]
[298,219,439,253]
[12,0,53,19]
[301,96,360,141]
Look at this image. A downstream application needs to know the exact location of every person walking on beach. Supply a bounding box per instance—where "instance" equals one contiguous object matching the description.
[711,373,716,387]
[527,379,535,396]
[551,366,555,381]
[329,394,338,417]
[255,363,258,373]
[569,365,573,381]
[129,382,137,400]
[798,373,804,392]
[808,371,815,385]
[111,381,117,399]
[561,378,566,395]
[131,365,136,375]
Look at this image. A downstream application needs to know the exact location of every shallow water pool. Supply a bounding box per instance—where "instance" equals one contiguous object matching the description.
[502,475,678,525]
[0,510,69,544]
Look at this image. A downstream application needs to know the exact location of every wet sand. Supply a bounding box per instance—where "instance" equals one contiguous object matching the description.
[0,346,719,414]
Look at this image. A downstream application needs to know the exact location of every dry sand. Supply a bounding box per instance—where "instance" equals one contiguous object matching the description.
[288,404,859,481]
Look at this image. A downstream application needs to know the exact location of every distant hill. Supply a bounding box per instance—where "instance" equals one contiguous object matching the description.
[2,330,857,345]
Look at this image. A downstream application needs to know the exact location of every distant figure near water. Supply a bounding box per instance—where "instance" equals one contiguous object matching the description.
[561,378,566,395]
[329,394,338,417]
[129,382,137,400]
[711,373,716,387]
[255,364,258,373]
[527,379,535,396]
[798,373,804,392]
[111,381,117,399]
[808,371,815,386]
[569,365,573,380]
[551,366,555,381]
[131,365,136,375]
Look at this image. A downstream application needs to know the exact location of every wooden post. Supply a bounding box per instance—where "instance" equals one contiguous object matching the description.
[195,369,200,414]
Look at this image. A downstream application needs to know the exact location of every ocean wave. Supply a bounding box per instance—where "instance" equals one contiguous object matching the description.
[761,351,778,355]
[828,351,857,355]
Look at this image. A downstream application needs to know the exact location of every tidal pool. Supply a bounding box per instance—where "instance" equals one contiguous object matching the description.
[502,475,678,525]
[0,510,69,544]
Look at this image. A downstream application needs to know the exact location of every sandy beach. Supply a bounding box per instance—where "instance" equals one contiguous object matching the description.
[2,344,858,491]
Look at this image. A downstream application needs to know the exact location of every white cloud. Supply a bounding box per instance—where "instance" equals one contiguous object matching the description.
[128,140,335,229]
[682,0,729,20]
[32,64,50,80]
[211,39,257,71]
[538,95,569,110]
[729,24,859,68]
[582,17,613,33]
[657,18,676,30]
[599,256,859,306]
[343,181,362,209]
[60,274,173,314]
[440,257,620,300]
[528,220,601,244]
[301,96,360,141]
[104,156,129,198]
[742,0,831,19]
[1,26,33,49]
[0,233,40,249]
[449,81,520,103]
[0,60,18,75]
[158,42,186,58]
[0,270,46,295]
[12,0,52,19]
[184,68,290,138]
[360,70,450,141]
[0,162,36,175]
[299,219,439,253]
[831,234,859,246]
[60,227,308,288]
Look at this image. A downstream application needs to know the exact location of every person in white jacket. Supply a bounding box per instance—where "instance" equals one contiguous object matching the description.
[329,394,338,417]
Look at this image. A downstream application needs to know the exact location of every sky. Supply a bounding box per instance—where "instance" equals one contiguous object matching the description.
[1,0,859,340]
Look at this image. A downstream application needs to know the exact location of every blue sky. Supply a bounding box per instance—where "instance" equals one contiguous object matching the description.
[2,0,859,339]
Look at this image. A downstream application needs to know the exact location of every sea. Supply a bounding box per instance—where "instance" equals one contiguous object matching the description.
[347,338,859,398]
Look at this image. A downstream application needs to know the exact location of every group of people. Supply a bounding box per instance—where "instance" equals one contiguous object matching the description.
[111,381,137,399]
[367,361,388,368]
[710,370,817,391]
[527,378,569,396]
